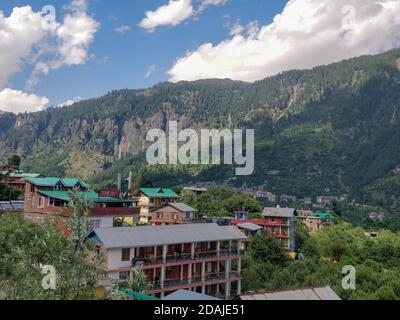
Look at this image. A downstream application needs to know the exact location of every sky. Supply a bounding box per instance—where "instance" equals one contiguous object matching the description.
[0,0,400,114]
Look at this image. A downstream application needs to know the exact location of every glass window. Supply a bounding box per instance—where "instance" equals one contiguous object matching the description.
[121,248,131,261]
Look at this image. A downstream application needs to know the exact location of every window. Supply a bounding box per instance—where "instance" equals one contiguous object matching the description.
[38,197,45,209]
[121,248,131,262]
[91,219,101,229]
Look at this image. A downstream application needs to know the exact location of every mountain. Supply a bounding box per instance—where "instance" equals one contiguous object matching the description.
[1,49,400,207]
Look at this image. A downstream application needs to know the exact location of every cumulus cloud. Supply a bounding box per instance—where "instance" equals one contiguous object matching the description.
[0,88,49,114]
[168,0,400,82]
[139,0,194,32]
[115,24,131,34]
[229,20,244,36]
[0,7,46,89]
[139,0,228,31]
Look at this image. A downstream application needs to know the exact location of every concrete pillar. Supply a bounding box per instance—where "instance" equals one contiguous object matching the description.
[217,241,221,257]
[202,285,206,295]
[237,279,242,296]
[188,264,192,284]
[201,262,206,282]
[180,265,184,281]
[237,258,242,276]
[161,266,165,289]
[191,242,195,259]
[163,245,167,263]
[154,246,157,260]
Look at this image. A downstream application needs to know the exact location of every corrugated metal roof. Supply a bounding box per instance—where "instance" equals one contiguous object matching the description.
[93,223,247,249]
[38,190,131,203]
[27,177,90,188]
[164,289,221,301]
[169,203,197,213]
[263,207,295,218]
[240,286,341,300]
[237,222,263,232]
[140,188,179,198]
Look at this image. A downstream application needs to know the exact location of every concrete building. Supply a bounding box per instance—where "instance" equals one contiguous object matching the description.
[297,211,333,233]
[90,223,247,299]
[150,203,197,225]
[135,188,179,224]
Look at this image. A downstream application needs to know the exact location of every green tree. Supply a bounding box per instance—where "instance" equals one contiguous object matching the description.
[223,194,262,214]
[249,233,289,267]
[126,267,149,294]
[7,155,21,169]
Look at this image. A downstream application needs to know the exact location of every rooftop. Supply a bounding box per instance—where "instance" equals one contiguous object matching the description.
[140,188,179,198]
[237,222,263,232]
[168,202,197,213]
[240,286,341,301]
[263,207,296,218]
[27,177,90,189]
[164,289,221,301]
[37,190,132,204]
[92,223,247,249]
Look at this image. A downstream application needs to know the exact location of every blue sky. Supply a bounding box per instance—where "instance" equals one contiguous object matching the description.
[0,0,288,107]
[1,0,399,113]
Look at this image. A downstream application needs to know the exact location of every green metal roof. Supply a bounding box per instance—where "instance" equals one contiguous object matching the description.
[312,212,334,219]
[140,188,179,198]
[38,190,99,202]
[37,190,132,204]
[27,177,91,188]
[120,289,160,300]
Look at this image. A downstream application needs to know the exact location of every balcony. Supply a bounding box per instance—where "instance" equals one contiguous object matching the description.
[149,272,241,291]
[89,207,139,217]
[132,250,244,268]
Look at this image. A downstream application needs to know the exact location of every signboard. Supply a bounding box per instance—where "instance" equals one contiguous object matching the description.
[99,189,120,198]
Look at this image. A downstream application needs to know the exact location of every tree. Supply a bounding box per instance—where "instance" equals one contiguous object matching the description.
[249,233,289,267]
[68,192,92,251]
[223,194,262,214]
[7,155,21,169]
[126,267,149,294]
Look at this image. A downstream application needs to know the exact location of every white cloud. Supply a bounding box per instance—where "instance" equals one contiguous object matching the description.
[145,65,156,78]
[115,24,131,34]
[139,0,194,32]
[0,1,99,92]
[230,20,244,36]
[57,96,82,108]
[0,6,47,89]
[139,0,228,31]
[168,0,400,82]
[0,88,49,114]
[199,0,228,12]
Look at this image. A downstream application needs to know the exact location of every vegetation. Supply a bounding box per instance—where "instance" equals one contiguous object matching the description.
[0,195,105,300]
[243,221,400,300]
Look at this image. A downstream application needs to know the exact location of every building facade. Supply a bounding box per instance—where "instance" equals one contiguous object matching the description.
[90,223,247,299]
[135,188,179,224]
[231,207,296,252]
[150,203,197,225]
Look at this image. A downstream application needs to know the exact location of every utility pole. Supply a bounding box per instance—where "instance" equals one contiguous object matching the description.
[128,171,132,191]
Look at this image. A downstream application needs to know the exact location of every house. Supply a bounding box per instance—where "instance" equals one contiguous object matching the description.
[298,212,334,233]
[231,207,296,252]
[90,223,247,299]
[0,172,41,193]
[150,203,197,225]
[239,286,341,300]
[182,187,208,196]
[135,188,179,224]
[233,210,251,221]
[23,177,138,227]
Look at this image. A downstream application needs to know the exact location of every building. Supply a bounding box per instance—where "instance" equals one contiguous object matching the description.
[90,223,247,299]
[0,172,41,193]
[298,211,333,233]
[135,188,179,224]
[182,187,208,196]
[164,289,221,300]
[150,203,197,225]
[231,207,296,252]
[239,286,341,300]
[23,177,137,226]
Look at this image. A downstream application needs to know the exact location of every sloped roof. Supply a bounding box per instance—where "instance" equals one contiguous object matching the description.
[9,173,41,179]
[240,286,341,300]
[164,289,221,301]
[27,177,90,188]
[169,203,197,213]
[263,207,295,218]
[37,190,131,203]
[92,223,247,249]
[237,222,263,232]
[140,188,179,198]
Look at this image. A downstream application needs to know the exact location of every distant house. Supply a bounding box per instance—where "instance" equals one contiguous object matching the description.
[151,203,197,225]
[182,187,208,196]
[239,286,341,300]
[23,177,138,228]
[0,172,41,193]
[298,212,334,233]
[231,207,296,252]
[135,188,179,224]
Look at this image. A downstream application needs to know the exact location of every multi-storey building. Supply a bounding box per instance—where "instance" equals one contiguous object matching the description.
[135,188,179,224]
[90,223,247,299]
[297,211,333,233]
[231,207,296,252]
[23,177,138,228]
[150,203,197,225]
